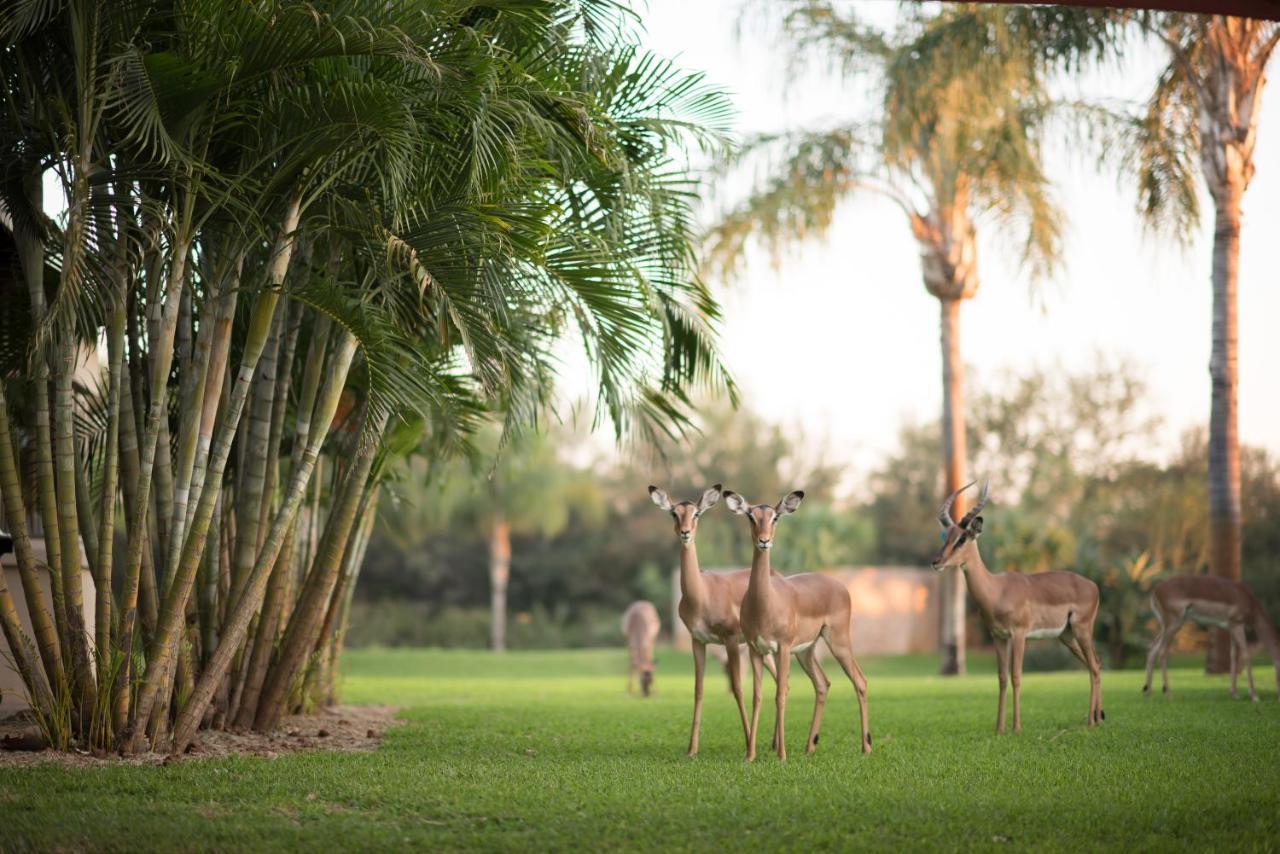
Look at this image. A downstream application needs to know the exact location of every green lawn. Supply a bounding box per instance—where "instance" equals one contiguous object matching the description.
[2,647,1278,851]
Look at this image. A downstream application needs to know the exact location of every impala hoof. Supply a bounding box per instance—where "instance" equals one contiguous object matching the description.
[1100,709,1106,721]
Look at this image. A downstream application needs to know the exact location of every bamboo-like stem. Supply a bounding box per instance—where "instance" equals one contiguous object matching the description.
[322,492,378,706]
[255,404,386,733]
[171,332,359,752]
[0,551,54,713]
[0,383,64,691]
[233,310,326,728]
[97,284,127,661]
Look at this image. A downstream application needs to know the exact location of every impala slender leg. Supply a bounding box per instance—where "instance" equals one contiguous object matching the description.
[1062,632,1097,725]
[1230,632,1240,698]
[688,640,706,757]
[1143,624,1165,696]
[830,641,871,754]
[627,660,635,695]
[746,648,763,762]
[1160,618,1184,696]
[796,646,829,754]
[1010,632,1026,733]
[995,636,1010,734]
[1230,624,1258,702]
[1069,624,1103,725]
[773,643,792,761]
[724,640,751,747]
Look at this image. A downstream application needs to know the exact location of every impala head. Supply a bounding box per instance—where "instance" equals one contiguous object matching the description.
[723,490,804,551]
[649,484,722,545]
[931,479,989,570]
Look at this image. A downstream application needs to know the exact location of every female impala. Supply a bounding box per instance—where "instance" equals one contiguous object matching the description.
[725,489,871,762]
[1143,575,1280,702]
[648,484,777,756]
[932,480,1104,732]
[621,600,661,697]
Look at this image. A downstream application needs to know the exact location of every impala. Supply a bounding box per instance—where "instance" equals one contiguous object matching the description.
[1143,575,1280,701]
[648,484,777,756]
[725,489,871,762]
[621,600,661,697]
[932,480,1104,732]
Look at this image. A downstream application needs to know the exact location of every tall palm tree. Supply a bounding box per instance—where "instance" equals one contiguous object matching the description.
[710,4,1063,674]
[908,6,1277,672]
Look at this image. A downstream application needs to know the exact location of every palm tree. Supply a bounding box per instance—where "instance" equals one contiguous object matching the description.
[711,4,1063,674]
[907,7,1277,672]
[1,0,734,755]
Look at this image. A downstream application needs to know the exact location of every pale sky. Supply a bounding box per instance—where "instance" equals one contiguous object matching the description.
[564,1,1280,476]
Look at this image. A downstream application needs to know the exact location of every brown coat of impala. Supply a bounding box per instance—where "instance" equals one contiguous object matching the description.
[648,484,777,756]
[621,600,661,697]
[726,490,871,762]
[931,480,1104,732]
[1143,575,1280,702]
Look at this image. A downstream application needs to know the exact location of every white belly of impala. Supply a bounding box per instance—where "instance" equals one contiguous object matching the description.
[1026,624,1068,639]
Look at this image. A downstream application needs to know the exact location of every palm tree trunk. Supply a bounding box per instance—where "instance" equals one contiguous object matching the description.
[0,383,64,692]
[1205,175,1243,674]
[233,314,328,729]
[490,513,511,653]
[938,297,967,676]
[253,407,385,733]
[173,332,359,750]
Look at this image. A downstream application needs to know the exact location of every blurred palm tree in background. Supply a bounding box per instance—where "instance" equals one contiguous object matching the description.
[710,3,1068,674]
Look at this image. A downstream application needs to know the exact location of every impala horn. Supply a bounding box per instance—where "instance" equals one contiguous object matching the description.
[938,480,974,528]
[958,478,990,529]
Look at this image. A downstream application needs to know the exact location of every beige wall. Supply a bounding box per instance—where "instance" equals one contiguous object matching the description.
[0,539,96,717]
[672,566,939,656]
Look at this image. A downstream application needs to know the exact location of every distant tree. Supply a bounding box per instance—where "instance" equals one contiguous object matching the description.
[712,3,1067,674]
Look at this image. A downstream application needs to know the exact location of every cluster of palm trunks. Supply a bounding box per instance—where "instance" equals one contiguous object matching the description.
[620,481,1280,761]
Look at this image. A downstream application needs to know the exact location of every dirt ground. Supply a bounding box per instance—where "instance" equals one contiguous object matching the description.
[0,704,400,768]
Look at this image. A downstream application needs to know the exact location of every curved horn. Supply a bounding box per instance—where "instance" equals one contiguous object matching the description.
[938,480,974,528]
[958,478,990,528]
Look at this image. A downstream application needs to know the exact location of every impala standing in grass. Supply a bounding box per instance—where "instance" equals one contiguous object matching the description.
[648,485,777,756]
[1143,575,1280,702]
[621,600,660,697]
[725,490,871,762]
[932,480,1104,732]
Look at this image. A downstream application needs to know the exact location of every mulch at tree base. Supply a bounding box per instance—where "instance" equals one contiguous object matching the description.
[0,704,400,768]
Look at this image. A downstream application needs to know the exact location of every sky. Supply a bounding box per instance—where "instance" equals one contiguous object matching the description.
[558,1,1280,480]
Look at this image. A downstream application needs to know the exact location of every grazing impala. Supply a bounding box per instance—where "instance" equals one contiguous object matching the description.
[621,600,661,697]
[1143,575,1280,702]
[648,484,777,756]
[725,490,871,762]
[932,480,1104,732]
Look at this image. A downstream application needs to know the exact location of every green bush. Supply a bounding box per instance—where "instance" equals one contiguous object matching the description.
[344,602,635,649]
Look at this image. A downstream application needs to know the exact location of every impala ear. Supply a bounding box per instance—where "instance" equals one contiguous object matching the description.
[968,516,984,536]
[698,484,723,511]
[776,490,805,517]
[723,491,749,515]
[648,486,671,511]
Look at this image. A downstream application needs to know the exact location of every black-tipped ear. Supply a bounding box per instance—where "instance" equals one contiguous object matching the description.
[698,484,722,511]
[649,486,672,511]
[969,516,984,536]
[777,490,805,516]
[723,491,749,515]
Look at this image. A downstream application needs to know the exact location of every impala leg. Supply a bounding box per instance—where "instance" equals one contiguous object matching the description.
[688,640,706,757]
[1143,624,1165,696]
[1010,632,1026,733]
[1159,617,1184,697]
[995,636,1010,734]
[724,641,751,747]
[1069,624,1103,725]
[746,648,764,762]
[1231,624,1258,702]
[829,640,871,754]
[1230,632,1239,698]
[795,646,830,754]
[1061,633,1095,725]
[773,643,792,761]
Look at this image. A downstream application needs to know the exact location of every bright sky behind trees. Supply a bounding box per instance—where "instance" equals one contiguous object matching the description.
[558,0,1280,478]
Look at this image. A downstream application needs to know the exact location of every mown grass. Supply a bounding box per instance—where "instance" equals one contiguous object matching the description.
[2,647,1278,851]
